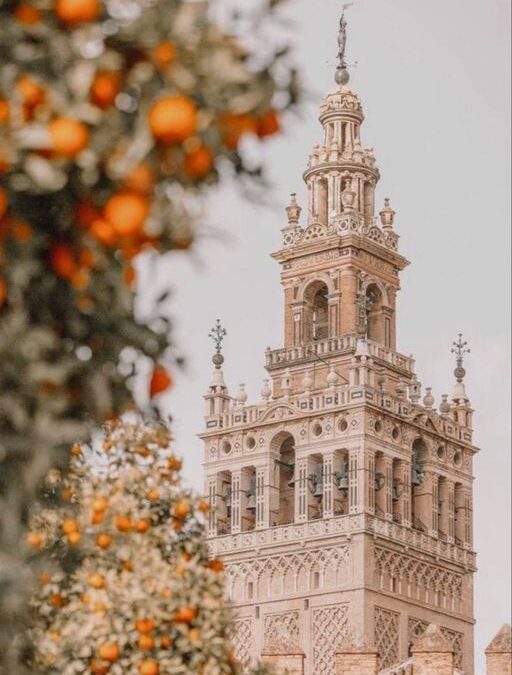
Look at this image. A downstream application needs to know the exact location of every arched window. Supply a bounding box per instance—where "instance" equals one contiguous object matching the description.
[365,283,384,343]
[271,433,296,525]
[303,281,330,342]
[411,439,428,532]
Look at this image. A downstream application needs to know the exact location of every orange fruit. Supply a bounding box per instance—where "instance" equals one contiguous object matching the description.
[16,76,45,109]
[55,0,100,24]
[98,643,120,662]
[70,268,89,289]
[50,243,76,279]
[91,510,105,525]
[62,488,73,502]
[147,488,160,502]
[219,112,258,150]
[11,220,32,243]
[139,660,159,675]
[104,192,149,237]
[138,635,154,650]
[149,95,197,145]
[49,118,89,158]
[123,163,154,195]
[173,606,197,624]
[136,519,150,533]
[257,109,280,138]
[78,247,95,268]
[89,218,117,246]
[90,71,121,108]
[96,533,112,549]
[173,500,190,519]
[87,573,105,589]
[76,201,100,229]
[160,636,172,649]
[121,560,133,572]
[135,618,154,634]
[0,99,9,124]
[27,531,44,548]
[198,500,210,513]
[39,572,51,586]
[208,559,224,572]
[152,42,176,68]
[14,3,42,23]
[92,496,108,512]
[149,366,172,397]
[0,187,8,219]
[90,659,110,675]
[61,519,79,534]
[115,515,133,532]
[183,144,213,178]
[50,594,65,608]
[0,278,6,309]
[167,456,182,471]
[67,531,81,545]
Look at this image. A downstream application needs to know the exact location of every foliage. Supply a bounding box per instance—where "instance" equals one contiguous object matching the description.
[28,419,267,674]
[0,0,299,670]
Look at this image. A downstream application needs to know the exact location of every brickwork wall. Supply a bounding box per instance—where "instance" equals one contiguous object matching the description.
[335,651,378,675]
[486,653,512,675]
[261,653,304,675]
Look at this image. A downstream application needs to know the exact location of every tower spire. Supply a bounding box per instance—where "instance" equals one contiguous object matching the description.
[335,6,352,86]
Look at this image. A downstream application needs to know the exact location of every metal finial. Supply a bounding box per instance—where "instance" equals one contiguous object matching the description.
[451,333,470,381]
[209,319,227,368]
[335,5,352,86]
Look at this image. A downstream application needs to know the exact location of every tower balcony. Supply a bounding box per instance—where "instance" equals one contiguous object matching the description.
[265,335,414,376]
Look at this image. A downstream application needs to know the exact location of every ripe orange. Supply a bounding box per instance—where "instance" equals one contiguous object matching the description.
[14,3,42,23]
[149,366,172,397]
[198,500,210,513]
[98,643,120,662]
[173,500,190,519]
[91,510,105,525]
[0,187,8,220]
[90,659,110,675]
[61,519,79,534]
[160,636,172,648]
[136,519,150,533]
[76,201,100,229]
[50,244,76,279]
[87,573,105,589]
[208,559,225,572]
[90,71,121,108]
[89,218,117,246]
[139,660,159,675]
[104,192,149,237]
[11,220,33,243]
[26,531,44,548]
[92,496,108,512]
[67,531,81,545]
[115,515,133,532]
[149,95,197,145]
[138,635,154,650]
[70,268,89,290]
[16,76,45,109]
[50,594,65,608]
[147,488,160,502]
[96,533,112,549]
[183,144,213,178]
[49,118,89,158]
[173,606,197,624]
[167,456,182,471]
[123,163,155,195]
[257,109,280,138]
[78,247,95,268]
[219,112,258,150]
[55,0,100,24]
[0,99,9,124]
[152,42,176,68]
[0,278,6,309]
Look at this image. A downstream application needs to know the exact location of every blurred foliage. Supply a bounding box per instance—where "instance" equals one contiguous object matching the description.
[0,0,300,670]
[28,419,272,674]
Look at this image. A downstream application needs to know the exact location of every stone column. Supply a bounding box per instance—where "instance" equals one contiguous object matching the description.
[410,624,454,675]
[230,470,242,533]
[322,452,335,518]
[206,474,220,537]
[485,624,512,675]
[255,466,268,530]
[349,448,362,514]
[339,266,358,334]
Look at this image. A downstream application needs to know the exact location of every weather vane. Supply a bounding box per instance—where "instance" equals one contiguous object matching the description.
[451,333,470,381]
[209,319,227,368]
[335,3,353,86]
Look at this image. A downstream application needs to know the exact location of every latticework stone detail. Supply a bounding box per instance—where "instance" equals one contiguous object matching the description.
[441,627,464,670]
[375,606,400,669]
[375,546,463,608]
[312,604,349,675]
[229,618,253,672]
[264,610,300,644]
[225,545,349,601]
[408,616,429,648]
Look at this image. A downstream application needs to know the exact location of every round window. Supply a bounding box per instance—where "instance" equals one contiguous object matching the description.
[374,419,382,433]
[453,450,462,467]
[437,445,446,461]
[313,422,323,437]
[392,426,400,441]
[246,436,256,450]
[222,440,232,455]
[338,418,348,432]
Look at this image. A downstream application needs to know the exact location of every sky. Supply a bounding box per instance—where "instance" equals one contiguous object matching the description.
[137,1,511,672]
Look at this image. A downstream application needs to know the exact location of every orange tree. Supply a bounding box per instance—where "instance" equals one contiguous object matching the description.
[0,0,298,670]
[28,420,267,674]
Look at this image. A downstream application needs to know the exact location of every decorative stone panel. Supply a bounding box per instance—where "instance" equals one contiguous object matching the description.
[312,604,349,675]
[264,610,300,645]
[374,606,400,669]
[229,618,253,672]
[441,627,464,670]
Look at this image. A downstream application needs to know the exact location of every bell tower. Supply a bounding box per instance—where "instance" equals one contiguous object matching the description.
[201,14,476,675]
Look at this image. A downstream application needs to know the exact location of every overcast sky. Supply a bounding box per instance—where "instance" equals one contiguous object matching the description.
[138,1,511,671]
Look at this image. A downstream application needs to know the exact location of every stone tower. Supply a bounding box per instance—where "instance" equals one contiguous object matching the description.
[200,15,476,675]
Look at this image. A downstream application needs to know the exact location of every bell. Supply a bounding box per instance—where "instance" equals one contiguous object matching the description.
[312,464,324,499]
[336,475,349,491]
[313,481,324,499]
[246,494,256,511]
[287,477,296,488]
[392,483,399,502]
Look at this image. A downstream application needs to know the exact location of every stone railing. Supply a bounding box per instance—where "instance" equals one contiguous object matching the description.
[207,512,476,569]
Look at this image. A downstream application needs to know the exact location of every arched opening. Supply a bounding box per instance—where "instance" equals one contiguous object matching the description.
[411,438,428,532]
[317,177,328,224]
[217,470,232,535]
[303,280,330,343]
[241,466,256,532]
[392,458,402,524]
[374,451,387,518]
[437,476,449,540]
[271,432,296,526]
[333,450,349,515]
[365,283,384,343]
